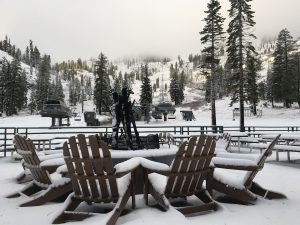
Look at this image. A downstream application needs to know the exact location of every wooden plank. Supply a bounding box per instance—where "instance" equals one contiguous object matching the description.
[77,134,99,199]
[88,136,110,200]
[68,136,90,197]
[165,141,187,194]
[172,137,197,194]
[181,135,206,194]
[100,140,119,199]
[63,141,81,196]
[190,136,214,192]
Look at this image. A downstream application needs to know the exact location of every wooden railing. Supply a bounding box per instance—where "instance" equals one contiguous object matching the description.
[2,125,300,157]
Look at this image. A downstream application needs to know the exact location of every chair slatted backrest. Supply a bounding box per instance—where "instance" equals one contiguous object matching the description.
[164,135,215,197]
[14,134,52,185]
[63,134,119,204]
[244,134,281,188]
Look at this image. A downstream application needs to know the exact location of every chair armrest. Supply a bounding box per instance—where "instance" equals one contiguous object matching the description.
[40,158,65,172]
[212,157,259,171]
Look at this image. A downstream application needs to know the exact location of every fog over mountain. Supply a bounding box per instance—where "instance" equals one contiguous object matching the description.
[0,0,299,62]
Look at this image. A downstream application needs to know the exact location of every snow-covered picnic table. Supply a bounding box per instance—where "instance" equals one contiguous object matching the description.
[249,133,300,161]
[41,145,178,194]
[41,145,178,170]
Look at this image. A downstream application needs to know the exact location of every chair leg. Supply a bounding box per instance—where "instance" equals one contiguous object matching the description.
[210,178,257,204]
[144,169,149,205]
[52,195,84,224]
[107,186,132,225]
[131,171,136,209]
[20,182,72,207]
[6,181,40,198]
[148,183,169,211]
[195,190,218,211]
[249,182,287,200]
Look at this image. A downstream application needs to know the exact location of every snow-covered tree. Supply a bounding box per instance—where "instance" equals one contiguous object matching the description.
[226,0,257,131]
[272,29,296,108]
[140,64,152,117]
[200,0,225,126]
[94,53,111,114]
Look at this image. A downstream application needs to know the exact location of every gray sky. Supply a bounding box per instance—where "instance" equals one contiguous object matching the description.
[1,0,300,62]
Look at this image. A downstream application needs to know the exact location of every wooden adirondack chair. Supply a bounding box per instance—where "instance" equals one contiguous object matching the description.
[7,134,72,207]
[208,134,286,204]
[53,134,136,225]
[144,135,217,215]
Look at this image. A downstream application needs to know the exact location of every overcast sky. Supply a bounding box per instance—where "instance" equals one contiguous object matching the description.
[1,0,300,62]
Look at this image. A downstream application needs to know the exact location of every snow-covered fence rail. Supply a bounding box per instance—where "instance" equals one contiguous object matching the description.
[0,125,223,157]
[2,125,300,157]
[223,126,300,134]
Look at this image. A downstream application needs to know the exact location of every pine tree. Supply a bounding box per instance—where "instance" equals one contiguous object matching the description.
[35,55,51,110]
[140,64,152,117]
[245,51,261,115]
[226,0,256,131]
[200,0,225,126]
[170,68,180,105]
[0,57,7,114]
[33,46,41,68]
[272,29,296,108]
[1,57,27,115]
[56,75,65,101]
[113,76,122,94]
[15,69,28,110]
[94,53,111,114]
[29,40,34,75]
[294,53,300,107]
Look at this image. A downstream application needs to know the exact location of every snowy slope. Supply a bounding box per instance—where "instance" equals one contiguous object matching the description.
[0,49,37,84]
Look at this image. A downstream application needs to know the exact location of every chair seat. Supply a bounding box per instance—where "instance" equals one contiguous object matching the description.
[49,172,70,188]
[215,152,260,162]
[213,168,250,190]
[116,174,131,196]
[148,173,167,194]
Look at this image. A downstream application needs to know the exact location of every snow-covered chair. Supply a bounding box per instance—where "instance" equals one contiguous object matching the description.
[208,134,286,204]
[53,134,136,225]
[7,134,71,207]
[144,135,217,215]
[12,134,63,184]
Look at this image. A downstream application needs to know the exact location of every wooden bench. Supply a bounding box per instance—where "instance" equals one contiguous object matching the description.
[249,143,300,162]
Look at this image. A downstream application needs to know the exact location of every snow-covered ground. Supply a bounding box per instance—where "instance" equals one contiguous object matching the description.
[1,98,300,128]
[0,150,299,225]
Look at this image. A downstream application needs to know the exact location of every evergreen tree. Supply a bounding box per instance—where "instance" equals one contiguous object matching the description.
[28,86,37,114]
[170,68,180,105]
[15,69,28,110]
[29,40,34,74]
[140,64,152,117]
[272,29,296,108]
[69,77,81,106]
[123,72,130,89]
[35,55,51,110]
[113,76,122,94]
[0,57,8,114]
[294,53,300,107]
[55,74,65,101]
[153,84,157,93]
[200,0,225,126]
[226,0,256,131]
[0,57,27,115]
[33,46,41,68]
[94,53,111,114]
[266,66,274,107]
[245,51,261,115]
